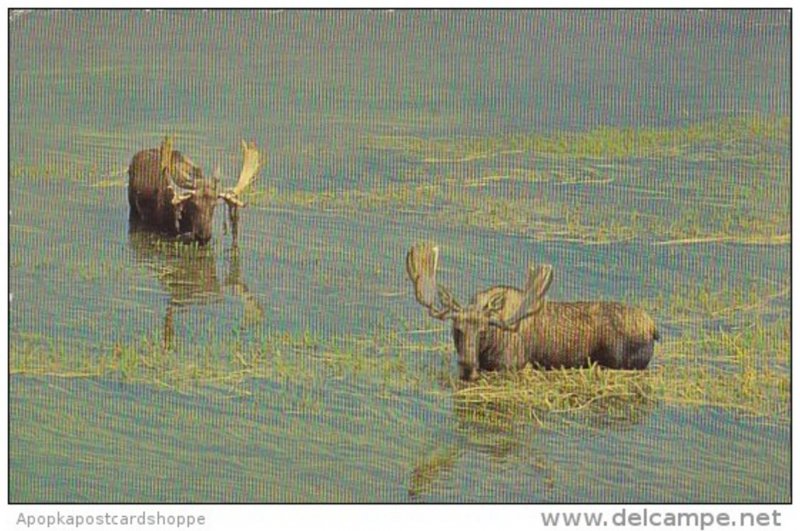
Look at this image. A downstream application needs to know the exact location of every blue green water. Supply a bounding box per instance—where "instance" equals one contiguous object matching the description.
[8,9,790,503]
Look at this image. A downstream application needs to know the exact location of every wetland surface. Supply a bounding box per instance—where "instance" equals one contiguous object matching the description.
[8,10,791,502]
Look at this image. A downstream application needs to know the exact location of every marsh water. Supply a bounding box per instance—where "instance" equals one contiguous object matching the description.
[8,10,791,502]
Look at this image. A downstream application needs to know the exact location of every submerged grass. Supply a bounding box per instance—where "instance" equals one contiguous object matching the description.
[11,311,789,426]
[243,115,790,245]
[9,115,791,428]
[408,445,460,499]
[249,170,788,245]
[455,317,789,428]
[10,115,789,245]
[369,115,789,161]
[634,279,790,326]
[9,328,451,399]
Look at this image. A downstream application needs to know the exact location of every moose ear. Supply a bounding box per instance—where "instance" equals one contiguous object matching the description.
[488,264,553,331]
[530,265,553,298]
[526,264,553,315]
[483,291,506,315]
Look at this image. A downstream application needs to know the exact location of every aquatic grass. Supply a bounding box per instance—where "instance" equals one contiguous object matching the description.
[9,326,450,399]
[10,160,125,184]
[65,257,128,282]
[453,315,789,427]
[634,280,790,328]
[369,115,789,161]
[249,182,444,214]
[11,115,788,246]
[10,162,87,181]
[249,181,641,244]
[11,312,788,426]
[10,234,789,426]
[453,364,655,427]
[355,115,791,244]
[408,445,460,498]
[246,165,788,247]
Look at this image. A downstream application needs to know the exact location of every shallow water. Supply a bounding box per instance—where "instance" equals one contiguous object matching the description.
[8,9,791,503]
[9,375,790,503]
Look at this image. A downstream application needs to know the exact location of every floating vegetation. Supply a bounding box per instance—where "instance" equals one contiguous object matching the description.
[369,115,789,161]
[9,328,451,398]
[250,182,443,214]
[8,114,791,428]
[454,316,789,427]
[635,280,790,327]
[408,446,460,499]
[10,311,789,426]
[10,160,125,183]
[243,115,791,245]
[248,168,788,245]
[10,115,790,246]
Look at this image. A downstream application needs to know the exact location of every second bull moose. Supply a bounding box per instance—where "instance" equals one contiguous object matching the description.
[128,137,261,244]
[406,243,659,381]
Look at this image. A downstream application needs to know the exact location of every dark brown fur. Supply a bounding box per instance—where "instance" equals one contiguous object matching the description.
[406,243,659,381]
[471,286,658,376]
[128,147,219,243]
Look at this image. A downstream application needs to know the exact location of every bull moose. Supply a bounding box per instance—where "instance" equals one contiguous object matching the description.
[128,137,261,244]
[406,243,659,381]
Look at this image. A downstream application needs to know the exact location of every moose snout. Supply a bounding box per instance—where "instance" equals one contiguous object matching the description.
[459,363,479,381]
[177,231,212,245]
[194,232,212,245]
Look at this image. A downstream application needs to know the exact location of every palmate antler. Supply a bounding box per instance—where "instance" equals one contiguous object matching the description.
[160,136,174,175]
[406,243,460,320]
[159,136,196,216]
[160,136,200,190]
[407,242,553,330]
[218,140,262,207]
[488,264,553,331]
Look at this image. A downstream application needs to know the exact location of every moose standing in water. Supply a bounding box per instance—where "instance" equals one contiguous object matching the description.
[128,137,261,244]
[406,243,659,381]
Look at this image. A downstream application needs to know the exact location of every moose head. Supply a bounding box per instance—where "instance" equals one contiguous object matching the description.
[163,137,261,244]
[406,243,553,380]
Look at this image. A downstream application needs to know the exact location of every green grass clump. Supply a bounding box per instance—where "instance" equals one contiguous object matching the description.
[244,116,790,246]
[408,446,460,498]
[452,316,789,427]
[370,115,789,161]
[9,328,449,397]
[10,318,789,427]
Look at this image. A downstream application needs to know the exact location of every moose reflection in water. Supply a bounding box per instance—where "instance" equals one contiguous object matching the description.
[406,243,659,381]
[127,230,263,349]
[408,388,655,500]
[128,137,262,245]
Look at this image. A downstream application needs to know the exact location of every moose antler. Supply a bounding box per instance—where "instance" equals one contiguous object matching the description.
[489,264,553,331]
[406,243,460,320]
[160,136,174,176]
[218,140,261,207]
[234,140,261,195]
[160,136,198,189]
[160,137,195,225]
